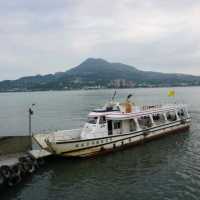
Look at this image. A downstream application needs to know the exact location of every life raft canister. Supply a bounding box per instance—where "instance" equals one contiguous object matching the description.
[125,101,133,113]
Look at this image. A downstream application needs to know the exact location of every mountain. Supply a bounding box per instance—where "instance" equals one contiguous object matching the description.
[0,58,200,92]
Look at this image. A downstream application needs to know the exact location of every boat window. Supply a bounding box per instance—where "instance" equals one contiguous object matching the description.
[113,121,121,129]
[99,116,106,124]
[107,120,113,135]
[129,119,137,132]
[153,113,165,125]
[166,111,177,121]
[87,117,98,124]
[178,109,185,118]
[138,115,153,129]
[106,106,113,111]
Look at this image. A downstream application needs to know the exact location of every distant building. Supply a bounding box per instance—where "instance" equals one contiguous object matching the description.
[110,79,136,88]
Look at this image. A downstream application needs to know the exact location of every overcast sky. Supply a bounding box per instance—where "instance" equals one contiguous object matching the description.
[0,0,200,80]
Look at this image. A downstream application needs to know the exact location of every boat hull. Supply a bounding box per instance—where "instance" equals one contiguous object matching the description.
[47,119,191,157]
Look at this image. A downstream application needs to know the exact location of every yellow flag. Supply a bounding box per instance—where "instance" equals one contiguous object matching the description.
[168,89,175,97]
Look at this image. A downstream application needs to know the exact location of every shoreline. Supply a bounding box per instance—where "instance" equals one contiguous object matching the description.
[0,85,200,94]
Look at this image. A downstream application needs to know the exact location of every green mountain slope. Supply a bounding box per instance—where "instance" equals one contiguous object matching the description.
[0,58,200,92]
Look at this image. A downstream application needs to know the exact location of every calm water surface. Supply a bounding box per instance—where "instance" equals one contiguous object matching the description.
[1,87,200,200]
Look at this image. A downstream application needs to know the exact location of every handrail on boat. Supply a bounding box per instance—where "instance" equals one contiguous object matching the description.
[141,105,162,111]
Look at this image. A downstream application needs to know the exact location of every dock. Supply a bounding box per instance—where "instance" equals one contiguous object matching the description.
[0,148,51,187]
[29,149,52,159]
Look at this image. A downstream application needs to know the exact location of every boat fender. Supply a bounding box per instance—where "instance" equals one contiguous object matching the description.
[18,163,26,176]
[28,155,39,168]
[0,171,5,185]
[24,157,36,173]
[7,174,21,187]
[0,165,11,179]
[5,164,22,186]
[19,156,29,172]
[20,161,30,173]
[11,164,21,177]
[27,155,39,170]
[7,177,15,187]
[18,156,35,174]
[27,162,35,174]
[37,158,45,166]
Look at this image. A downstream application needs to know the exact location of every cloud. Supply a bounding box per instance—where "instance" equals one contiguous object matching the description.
[0,0,200,80]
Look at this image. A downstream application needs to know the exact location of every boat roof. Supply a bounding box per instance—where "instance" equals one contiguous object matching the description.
[88,111,119,117]
[106,105,181,120]
[88,105,120,117]
[88,104,186,119]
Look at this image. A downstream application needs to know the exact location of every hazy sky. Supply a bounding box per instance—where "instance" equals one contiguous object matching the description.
[0,0,200,80]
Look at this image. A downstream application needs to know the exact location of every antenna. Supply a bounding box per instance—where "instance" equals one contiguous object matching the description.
[111,90,117,101]
[127,94,133,101]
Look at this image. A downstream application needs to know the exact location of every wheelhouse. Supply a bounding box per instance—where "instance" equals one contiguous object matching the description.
[106,116,139,136]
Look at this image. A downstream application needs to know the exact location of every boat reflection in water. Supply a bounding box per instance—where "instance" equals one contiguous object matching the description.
[34,95,191,157]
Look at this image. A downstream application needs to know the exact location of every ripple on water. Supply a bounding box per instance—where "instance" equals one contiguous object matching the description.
[1,88,200,200]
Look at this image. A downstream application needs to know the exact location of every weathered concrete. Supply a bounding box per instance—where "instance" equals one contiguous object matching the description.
[0,153,26,167]
[0,136,31,155]
[29,149,51,159]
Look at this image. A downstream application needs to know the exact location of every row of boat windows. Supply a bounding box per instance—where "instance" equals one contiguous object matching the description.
[75,138,112,148]
[88,109,186,126]
[110,109,187,134]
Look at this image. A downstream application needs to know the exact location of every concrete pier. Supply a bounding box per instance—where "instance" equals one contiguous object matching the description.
[0,136,51,188]
[0,136,31,155]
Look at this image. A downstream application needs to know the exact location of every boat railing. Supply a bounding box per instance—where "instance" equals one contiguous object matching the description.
[140,103,186,112]
[140,105,162,111]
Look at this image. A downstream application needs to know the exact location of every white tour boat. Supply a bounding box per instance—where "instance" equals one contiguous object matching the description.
[34,95,191,157]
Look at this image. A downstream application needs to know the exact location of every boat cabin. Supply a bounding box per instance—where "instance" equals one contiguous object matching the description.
[81,104,189,140]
